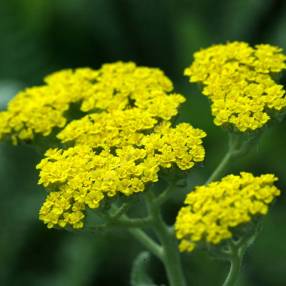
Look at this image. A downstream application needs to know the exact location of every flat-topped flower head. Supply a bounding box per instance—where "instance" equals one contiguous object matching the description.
[57,108,159,148]
[38,122,206,229]
[175,172,281,252]
[0,62,184,143]
[38,145,152,229]
[185,42,286,132]
[57,100,186,149]
[1,61,206,229]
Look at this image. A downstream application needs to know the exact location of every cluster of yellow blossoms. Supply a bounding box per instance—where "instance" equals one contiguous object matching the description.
[185,42,286,131]
[0,62,182,143]
[2,43,283,236]
[57,107,184,148]
[38,122,206,229]
[14,62,206,229]
[175,172,281,252]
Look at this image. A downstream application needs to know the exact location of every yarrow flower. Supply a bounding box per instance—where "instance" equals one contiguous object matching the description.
[57,106,185,149]
[29,62,207,229]
[0,62,183,143]
[175,172,281,252]
[185,42,286,132]
[37,122,206,229]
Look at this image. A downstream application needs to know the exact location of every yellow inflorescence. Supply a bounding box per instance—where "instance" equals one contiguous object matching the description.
[185,42,286,132]
[175,172,280,252]
[0,62,183,143]
[141,122,206,170]
[29,62,206,229]
[37,145,155,229]
[57,103,185,149]
[57,109,158,148]
[38,122,206,229]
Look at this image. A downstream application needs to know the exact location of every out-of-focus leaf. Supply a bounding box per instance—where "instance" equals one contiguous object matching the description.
[131,251,156,286]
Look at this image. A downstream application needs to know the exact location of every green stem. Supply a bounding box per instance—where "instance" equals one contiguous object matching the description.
[222,244,244,286]
[102,205,151,228]
[223,255,242,286]
[111,202,131,220]
[128,228,163,260]
[206,148,233,184]
[116,216,151,228]
[145,191,187,286]
[156,179,177,206]
[98,205,163,259]
[206,133,246,184]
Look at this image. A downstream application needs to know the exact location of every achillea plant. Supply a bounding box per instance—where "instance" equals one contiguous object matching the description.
[1,43,285,286]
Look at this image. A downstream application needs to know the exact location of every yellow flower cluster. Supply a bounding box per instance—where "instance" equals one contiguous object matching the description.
[38,123,206,229]
[57,103,185,148]
[0,62,182,143]
[141,122,205,170]
[175,172,280,252]
[185,42,286,131]
[29,62,206,229]
[58,109,158,148]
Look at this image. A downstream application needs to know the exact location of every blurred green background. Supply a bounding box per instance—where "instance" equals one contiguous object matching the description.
[0,0,286,285]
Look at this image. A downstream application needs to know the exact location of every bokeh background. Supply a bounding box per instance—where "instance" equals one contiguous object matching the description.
[0,0,286,285]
